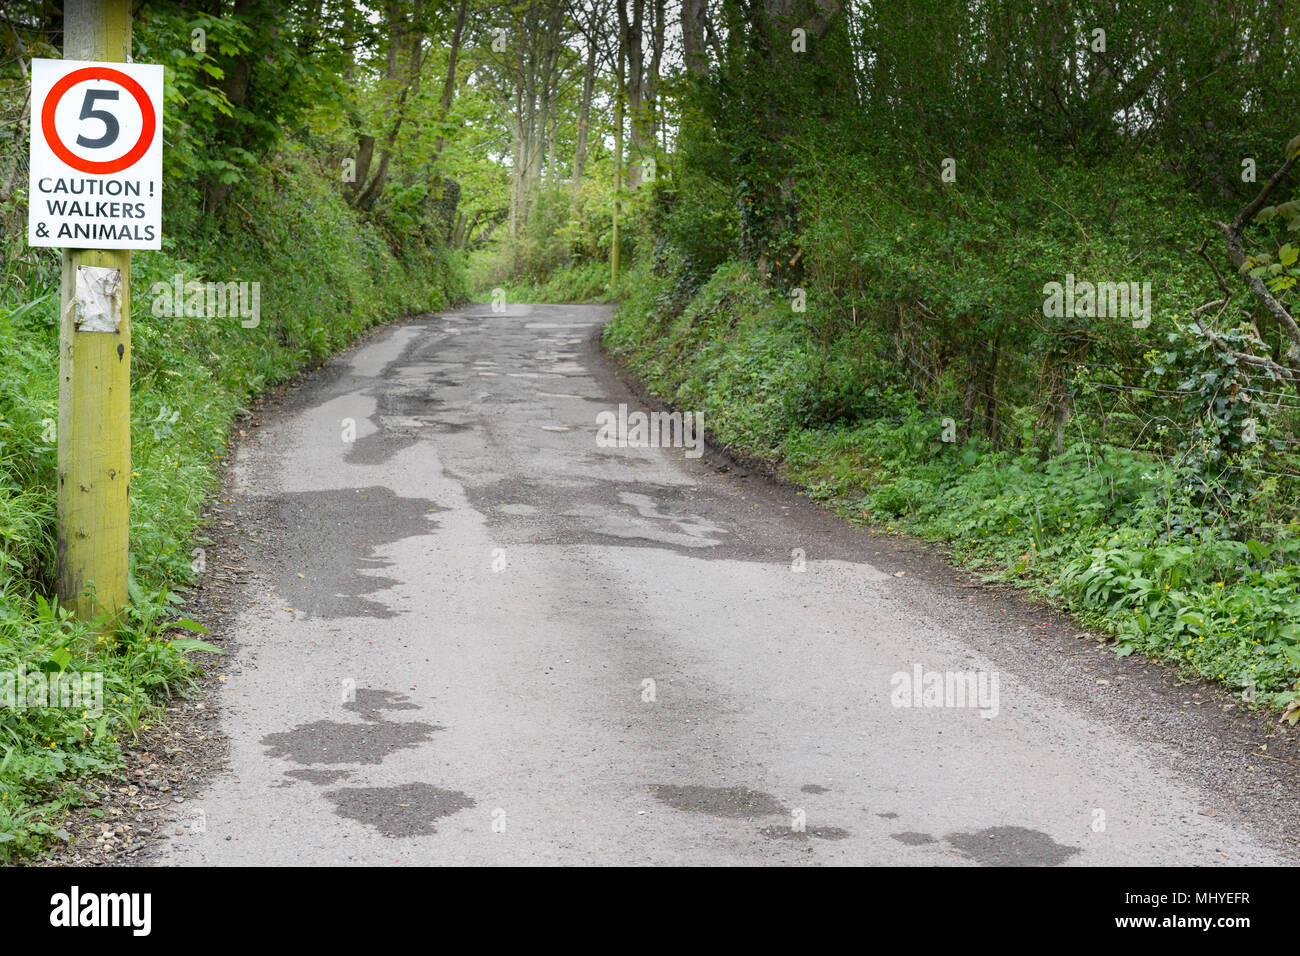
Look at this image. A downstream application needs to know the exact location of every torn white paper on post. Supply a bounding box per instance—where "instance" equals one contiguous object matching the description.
[74,265,122,333]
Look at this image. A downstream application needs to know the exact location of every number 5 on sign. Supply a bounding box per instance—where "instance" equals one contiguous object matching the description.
[27,58,163,250]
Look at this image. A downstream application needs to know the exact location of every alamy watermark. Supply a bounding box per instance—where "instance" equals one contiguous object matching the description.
[596,403,704,458]
[50,886,151,936]
[151,274,260,328]
[1042,273,1151,328]
[890,663,999,718]
[1,663,103,716]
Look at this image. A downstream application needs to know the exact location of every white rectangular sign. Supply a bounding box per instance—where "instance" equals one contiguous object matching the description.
[27,58,164,250]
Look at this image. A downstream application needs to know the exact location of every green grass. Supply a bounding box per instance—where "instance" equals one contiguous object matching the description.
[470,258,623,304]
[0,144,463,860]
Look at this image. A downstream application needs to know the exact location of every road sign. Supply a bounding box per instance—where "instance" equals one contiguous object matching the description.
[28,57,163,250]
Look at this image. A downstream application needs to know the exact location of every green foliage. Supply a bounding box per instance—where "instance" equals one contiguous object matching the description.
[603,0,1300,717]
[657,167,737,284]
[135,1,351,211]
[1143,322,1287,534]
[482,260,616,305]
[1244,193,1300,310]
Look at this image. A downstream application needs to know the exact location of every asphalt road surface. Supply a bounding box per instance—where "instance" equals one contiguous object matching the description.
[158,303,1298,866]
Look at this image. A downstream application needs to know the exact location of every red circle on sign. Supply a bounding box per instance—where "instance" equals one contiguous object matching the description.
[41,66,156,175]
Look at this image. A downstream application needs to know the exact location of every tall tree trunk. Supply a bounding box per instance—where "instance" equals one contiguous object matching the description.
[681,0,707,74]
[645,0,665,159]
[572,35,599,194]
[617,0,647,187]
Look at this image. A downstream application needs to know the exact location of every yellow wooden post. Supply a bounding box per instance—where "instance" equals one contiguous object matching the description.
[56,0,132,622]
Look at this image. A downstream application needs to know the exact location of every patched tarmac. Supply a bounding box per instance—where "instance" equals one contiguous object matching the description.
[153,303,1299,866]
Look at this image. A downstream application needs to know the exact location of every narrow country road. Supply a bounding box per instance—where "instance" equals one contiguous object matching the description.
[158,303,1298,866]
